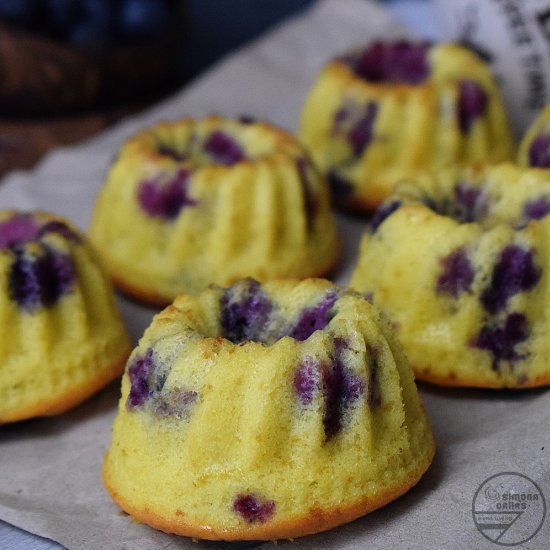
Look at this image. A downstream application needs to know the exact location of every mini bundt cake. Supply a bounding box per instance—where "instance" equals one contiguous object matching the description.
[299,41,515,213]
[519,103,550,168]
[89,116,340,305]
[351,163,550,388]
[103,278,435,540]
[0,210,131,423]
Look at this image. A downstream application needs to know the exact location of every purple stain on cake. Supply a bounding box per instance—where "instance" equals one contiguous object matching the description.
[524,197,550,221]
[481,246,540,314]
[437,247,474,297]
[351,41,430,85]
[294,357,324,404]
[289,290,339,342]
[9,247,75,311]
[296,157,318,230]
[157,144,186,162]
[220,279,273,344]
[527,133,550,168]
[233,494,275,523]
[204,131,246,166]
[454,182,486,223]
[473,313,529,370]
[0,214,40,248]
[154,390,198,418]
[323,338,364,440]
[126,349,156,409]
[366,346,381,410]
[347,102,378,156]
[369,200,401,232]
[457,80,487,133]
[138,169,197,220]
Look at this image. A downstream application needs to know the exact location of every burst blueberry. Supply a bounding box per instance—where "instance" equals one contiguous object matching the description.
[527,133,550,168]
[457,80,487,133]
[524,196,550,221]
[323,339,364,440]
[9,247,75,311]
[0,214,39,248]
[473,313,529,370]
[127,349,156,409]
[454,182,485,223]
[138,169,197,219]
[352,41,430,85]
[347,102,378,156]
[204,131,246,166]
[481,246,540,314]
[289,289,339,342]
[437,247,474,297]
[233,494,275,523]
[220,279,273,344]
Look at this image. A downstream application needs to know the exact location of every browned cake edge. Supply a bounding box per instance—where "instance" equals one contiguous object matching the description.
[0,350,130,424]
[102,436,435,541]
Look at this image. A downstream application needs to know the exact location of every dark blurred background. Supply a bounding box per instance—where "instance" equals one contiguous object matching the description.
[185,0,316,78]
[0,0,324,176]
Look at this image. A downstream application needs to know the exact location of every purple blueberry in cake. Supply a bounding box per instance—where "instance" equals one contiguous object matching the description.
[453,182,487,223]
[204,131,246,166]
[347,102,378,156]
[127,349,156,409]
[350,41,430,85]
[457,80,487,133]
[233,494,275,523]
[524,196,550,221]
[473,313,529,370]
[481,245,540,314]
[9,247,75,311]
[220,279,273,344]
[0,213,39,248]
[527,133,550,168]
[437,247,474,298]
[138,169,197,219]
[289,289,339,342]
[323,339,364,440]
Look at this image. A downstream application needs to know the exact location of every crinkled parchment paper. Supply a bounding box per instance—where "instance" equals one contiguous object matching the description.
[0,1,549,548]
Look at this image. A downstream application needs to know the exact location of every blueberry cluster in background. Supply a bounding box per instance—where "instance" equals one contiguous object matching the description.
[0,0,173,50]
